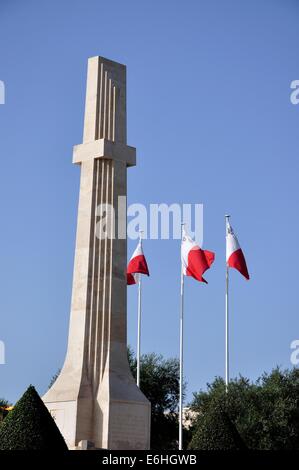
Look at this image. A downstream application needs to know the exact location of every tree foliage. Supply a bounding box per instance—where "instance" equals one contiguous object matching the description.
[128,348,184,449]
[0,398,11,408]
[0,385,68,450]
[189,368,299,450]
[48,369,61,389]
[0,398,12,423]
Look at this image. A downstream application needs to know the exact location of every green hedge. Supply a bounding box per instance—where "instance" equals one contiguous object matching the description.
[0,385,68,450]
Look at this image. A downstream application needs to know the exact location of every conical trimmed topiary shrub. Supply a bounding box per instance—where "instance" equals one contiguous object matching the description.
[188,402,247,450]
[0,385,68,450]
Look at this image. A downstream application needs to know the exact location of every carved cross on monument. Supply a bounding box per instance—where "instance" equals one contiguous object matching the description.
[43,56,151,450]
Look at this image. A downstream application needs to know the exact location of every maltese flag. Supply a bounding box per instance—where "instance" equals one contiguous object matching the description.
[226,220,249,280]
[181,227,215,283]
[127,239,149,285]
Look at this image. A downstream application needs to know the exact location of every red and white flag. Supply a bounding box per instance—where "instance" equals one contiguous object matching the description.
[127,239,149,285]
[226,220,249,280]
[181,227,215,283]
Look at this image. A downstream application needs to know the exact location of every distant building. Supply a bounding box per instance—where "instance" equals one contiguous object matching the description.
[182,407,199,429]
[0,406,13,422]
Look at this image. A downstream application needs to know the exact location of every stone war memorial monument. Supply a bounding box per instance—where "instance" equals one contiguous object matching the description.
[43,56,151,450]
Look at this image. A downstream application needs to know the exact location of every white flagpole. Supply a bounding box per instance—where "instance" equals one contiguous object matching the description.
[137,274,142,387]
[136,231,143,388]
[225,215,230,391]
[179,223,185,450]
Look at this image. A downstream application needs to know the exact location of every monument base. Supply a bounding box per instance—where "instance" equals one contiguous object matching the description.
[43,360,151,450]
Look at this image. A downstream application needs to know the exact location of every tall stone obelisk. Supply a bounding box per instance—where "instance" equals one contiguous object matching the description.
[43,56,151,450]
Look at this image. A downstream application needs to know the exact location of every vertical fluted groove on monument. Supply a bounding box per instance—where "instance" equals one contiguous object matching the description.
[110,159,127,345]
[83,57,122,144]
[95,158,113,387]
[83,158,114,392]
[83,158,97,386]
[91,59,121,144]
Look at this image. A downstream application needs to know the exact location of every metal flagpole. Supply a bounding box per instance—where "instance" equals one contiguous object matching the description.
[225,215,230,391]
[136,231,143,388]
[137,274,142,387]
[179,223,185,450]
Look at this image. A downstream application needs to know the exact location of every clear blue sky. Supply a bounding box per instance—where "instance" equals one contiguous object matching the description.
[0,0,298,404]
